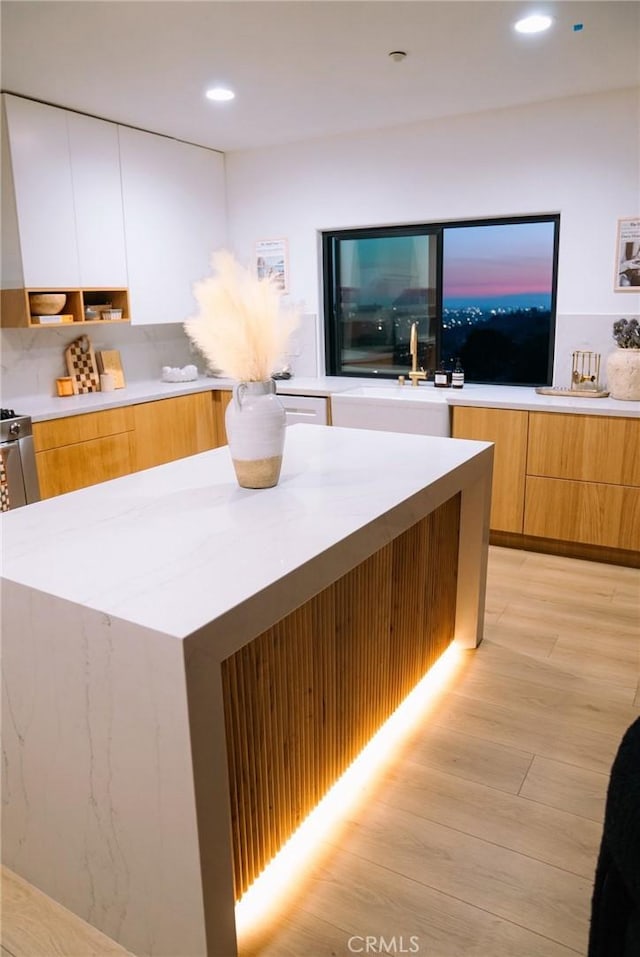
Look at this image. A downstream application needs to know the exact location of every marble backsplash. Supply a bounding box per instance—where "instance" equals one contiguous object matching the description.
[0,313,319,401]
[0,323,194,400]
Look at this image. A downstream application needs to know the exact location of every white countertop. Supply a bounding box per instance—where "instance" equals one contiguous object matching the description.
[4,375,639,421]
[1,425,491,644]
[5,376,235,422]
[439,382,640,416]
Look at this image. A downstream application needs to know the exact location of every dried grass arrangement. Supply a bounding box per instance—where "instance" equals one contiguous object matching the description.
[184,251,299,381]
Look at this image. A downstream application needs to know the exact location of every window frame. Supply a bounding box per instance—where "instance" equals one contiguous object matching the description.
[322,213,560,386]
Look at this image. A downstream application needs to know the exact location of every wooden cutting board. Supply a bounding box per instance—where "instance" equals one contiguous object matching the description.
[96,350,126,389]
[65,335,100,394]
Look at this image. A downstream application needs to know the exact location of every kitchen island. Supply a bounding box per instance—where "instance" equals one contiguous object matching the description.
[1,425,492,957]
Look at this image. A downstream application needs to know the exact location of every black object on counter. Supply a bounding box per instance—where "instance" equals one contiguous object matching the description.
[452,358,465,389]
[434,362,450,388]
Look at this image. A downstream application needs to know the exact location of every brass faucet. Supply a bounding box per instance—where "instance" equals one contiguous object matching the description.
[408,321,426,387]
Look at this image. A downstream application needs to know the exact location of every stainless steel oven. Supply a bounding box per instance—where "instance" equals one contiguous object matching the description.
[0,409,40,511]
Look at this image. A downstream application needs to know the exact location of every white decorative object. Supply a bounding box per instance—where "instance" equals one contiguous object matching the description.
[225,380,286,488]
[607,318,640,400]
[161,364,198,382]
[606,349,640,400]
[184,251,299,487]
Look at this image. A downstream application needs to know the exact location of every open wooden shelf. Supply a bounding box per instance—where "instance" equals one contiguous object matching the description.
[1,287,131,328]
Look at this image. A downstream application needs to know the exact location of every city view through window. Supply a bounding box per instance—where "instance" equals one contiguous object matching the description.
[441,219,558,384]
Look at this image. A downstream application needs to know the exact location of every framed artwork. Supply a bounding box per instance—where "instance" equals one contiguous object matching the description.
[614,217,640,291]
[255,238,288,293]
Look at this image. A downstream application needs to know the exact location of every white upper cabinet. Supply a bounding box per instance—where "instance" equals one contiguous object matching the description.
[118,126,226,325]
[3,94,80,288]
[2,94,129,290]
[2,94,227,324]
[67,112,128,288]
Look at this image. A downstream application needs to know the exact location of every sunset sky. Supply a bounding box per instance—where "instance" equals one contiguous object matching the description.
[443,221,555,300]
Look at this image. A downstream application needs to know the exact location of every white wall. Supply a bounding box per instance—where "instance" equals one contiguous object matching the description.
[225,87,640,384]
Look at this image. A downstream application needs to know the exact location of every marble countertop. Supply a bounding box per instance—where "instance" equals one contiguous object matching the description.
[5,375,639,421]
[405,382,640,416]
[1,425,491,646]
[5,376,235,422]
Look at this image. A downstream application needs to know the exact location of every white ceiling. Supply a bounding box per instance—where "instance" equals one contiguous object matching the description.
[1,1,639,153]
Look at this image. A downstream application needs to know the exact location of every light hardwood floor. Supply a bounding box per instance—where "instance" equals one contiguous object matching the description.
[2,546,639,957]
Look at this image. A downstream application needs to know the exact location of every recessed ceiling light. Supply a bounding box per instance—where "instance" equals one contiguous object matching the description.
[206,87,235,102]
[514,14,553,34]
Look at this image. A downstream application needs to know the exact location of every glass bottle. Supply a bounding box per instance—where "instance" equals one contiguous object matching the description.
[452,357,465,389]
[434,361,449,388]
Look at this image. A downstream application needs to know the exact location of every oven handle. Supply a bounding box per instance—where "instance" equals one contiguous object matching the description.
[0,440,27,509]
[0,435,40,508]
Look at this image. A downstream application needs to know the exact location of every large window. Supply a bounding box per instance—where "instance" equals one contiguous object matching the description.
[323,214,559,386]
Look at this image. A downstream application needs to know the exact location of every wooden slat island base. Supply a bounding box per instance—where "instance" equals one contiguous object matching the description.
[1,426,492,957]
[223,496,460,901]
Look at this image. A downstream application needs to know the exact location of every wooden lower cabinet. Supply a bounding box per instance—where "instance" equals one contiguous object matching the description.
[133,393,216,471]
[527,411,640,486]
[453,405,639,563]
[452,406,528,533]
[525,411,640,560]
[33,407,135,498]
[34,391,227,499]
[524,476,640,552]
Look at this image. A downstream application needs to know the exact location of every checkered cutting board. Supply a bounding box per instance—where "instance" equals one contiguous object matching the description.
[0,451,10,511]
[65,335,100,394]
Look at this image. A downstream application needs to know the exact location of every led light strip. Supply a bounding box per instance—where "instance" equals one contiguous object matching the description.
[235,641,465,939]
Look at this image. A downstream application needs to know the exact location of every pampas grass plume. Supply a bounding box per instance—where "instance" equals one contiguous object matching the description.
[184,250,299,381]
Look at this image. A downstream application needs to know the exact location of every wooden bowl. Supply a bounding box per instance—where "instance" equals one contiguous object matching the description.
[29,293,67,316]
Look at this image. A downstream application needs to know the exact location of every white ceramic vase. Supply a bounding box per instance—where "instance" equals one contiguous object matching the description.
[606,348,640,401]
[225,379,286,488]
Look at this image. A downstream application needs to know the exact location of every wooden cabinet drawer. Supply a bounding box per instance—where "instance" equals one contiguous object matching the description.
[33,407,134,452]
[133,393,216,471]
[527,412,640,486]
[452,406,528,533]
[36,433,134,498]
[524,475,640,551]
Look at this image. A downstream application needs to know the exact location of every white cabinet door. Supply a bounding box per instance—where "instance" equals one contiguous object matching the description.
[67,112,128,288]
[119,127,226,325]
[3,94,79,287]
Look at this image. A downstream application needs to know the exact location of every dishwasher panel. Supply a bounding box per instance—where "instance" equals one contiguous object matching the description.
[278,395,328,426]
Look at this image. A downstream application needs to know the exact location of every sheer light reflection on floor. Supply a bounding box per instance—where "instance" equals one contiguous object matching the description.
[235,641,465,940]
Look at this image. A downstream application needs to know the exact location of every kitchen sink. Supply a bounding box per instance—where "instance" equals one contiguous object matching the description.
[330,385,451,436]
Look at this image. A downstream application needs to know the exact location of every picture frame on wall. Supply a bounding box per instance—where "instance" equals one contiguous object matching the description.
[614,217,640,291]
[256,238,288,294]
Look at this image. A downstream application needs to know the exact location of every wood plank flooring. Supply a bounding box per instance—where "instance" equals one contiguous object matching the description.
[2,546,639,957]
